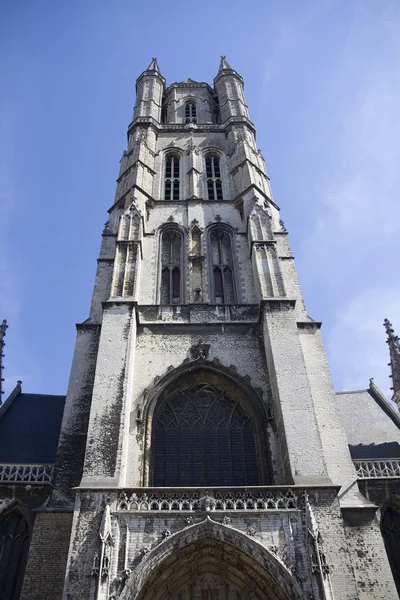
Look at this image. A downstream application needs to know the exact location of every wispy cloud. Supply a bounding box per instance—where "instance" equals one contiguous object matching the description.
[300,4,400,394]
[328,286,400,395]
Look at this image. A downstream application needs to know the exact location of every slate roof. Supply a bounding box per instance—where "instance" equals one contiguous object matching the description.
[0,384,65,464]
[336,382,400,460]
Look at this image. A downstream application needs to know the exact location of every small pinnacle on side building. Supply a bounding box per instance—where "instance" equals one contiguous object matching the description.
[0,319,8,405]
[384,318,400,411]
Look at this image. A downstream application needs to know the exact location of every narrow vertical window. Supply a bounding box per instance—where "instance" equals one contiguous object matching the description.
[205,154,223,200]
[164,154,180,200]
[160,229,182,304]
[185,101,197,124]
[209,228,235,304]
[0,506,30,600]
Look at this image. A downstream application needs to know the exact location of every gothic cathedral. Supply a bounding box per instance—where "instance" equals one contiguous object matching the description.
[1,58,400,600]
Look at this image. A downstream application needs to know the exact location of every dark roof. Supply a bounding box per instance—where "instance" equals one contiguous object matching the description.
[336,384,400,460]
[0,386,65,464]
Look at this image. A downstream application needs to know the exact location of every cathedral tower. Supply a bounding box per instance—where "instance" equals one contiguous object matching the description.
[16,58,399,600]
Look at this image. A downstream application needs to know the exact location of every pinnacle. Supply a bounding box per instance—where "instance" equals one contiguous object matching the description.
[384,318,400,411]
[218,55,233,72]
[146,57,160,73]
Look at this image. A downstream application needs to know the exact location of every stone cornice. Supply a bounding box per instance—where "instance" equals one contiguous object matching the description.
[127,116,255,136]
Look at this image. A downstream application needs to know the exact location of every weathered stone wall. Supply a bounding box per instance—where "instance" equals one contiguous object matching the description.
[60,487,400,600]
[21,511,73,600]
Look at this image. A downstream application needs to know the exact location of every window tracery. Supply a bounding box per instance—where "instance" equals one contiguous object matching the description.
[0,506,30,600]
[185,101,197,124]
[152,382,259,487]
[209,228,235,304]
[164,154,180,200]
[205,154,223,200]
[160,228,183,304]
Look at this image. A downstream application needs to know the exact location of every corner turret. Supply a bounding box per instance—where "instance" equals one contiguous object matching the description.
[132,58,166,123]
[214,56,249,123]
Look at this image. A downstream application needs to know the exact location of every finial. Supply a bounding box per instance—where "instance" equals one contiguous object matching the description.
[384,318,400,411]
[147,57,160,73]
[0,319,8,404]
[219,55,232,72]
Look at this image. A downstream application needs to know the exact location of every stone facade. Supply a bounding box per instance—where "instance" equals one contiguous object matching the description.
[1,57,400,599]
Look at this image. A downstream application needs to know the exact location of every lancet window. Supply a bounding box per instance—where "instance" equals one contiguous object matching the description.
[0,506,30,600]
[382,504,400,596]
[160,228,183,304]
[164,154,180,200]
[209,228,235,304]
[185,101,197,124]
[152,381,259,487]
[205,154,223,200]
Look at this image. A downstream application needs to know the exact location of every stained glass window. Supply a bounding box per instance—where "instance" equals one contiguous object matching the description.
[152,382,259,487]
[0,507,30,600]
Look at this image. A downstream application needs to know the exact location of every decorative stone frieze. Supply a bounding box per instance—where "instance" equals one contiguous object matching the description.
[353,459,400,478]
[0,463,54,484]
[116,487,297,512]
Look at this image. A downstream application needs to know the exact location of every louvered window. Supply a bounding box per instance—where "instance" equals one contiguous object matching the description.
[209,228,235,304]
[160,229,182,304]
[185,102,197,124]
[165,154,180,200]
[152,382,259,487]
[206,154,223,200]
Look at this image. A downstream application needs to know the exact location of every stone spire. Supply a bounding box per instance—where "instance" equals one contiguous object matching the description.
[218,55,232,71]
[0,319,8,405]
[384,318,400,411]
[146,57,160,73]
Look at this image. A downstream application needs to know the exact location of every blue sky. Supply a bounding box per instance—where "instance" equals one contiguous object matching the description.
[1,0,399,400]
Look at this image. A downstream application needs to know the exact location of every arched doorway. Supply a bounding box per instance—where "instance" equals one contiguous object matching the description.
[119,518,302,600]
[0,501,31,600]
[147,367,270,487]
[381,501,400,596]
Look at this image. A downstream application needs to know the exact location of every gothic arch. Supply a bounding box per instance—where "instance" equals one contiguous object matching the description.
[119,517,303,600]
[156,223,187,305]
[380,496,400,595]
[205,223,239,304]
[0,500,32,600]
[141,361,271,486]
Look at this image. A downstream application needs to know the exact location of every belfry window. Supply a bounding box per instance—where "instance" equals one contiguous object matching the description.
[164,154,180,200]
[206,154,223,200]
[185,101,197,124]
[152,379,260,487]
[209,228,235,304]
[160,228,182,304]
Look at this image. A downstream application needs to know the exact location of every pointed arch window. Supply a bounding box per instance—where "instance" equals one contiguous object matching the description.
[209,228,235,304]
[206,154,223,200]
[0,506,30,600]
[160,228,183,304]
[185,101,197,124]
[382,503,400,596]
[152,380,260,487]
[164,154,180,200]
